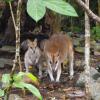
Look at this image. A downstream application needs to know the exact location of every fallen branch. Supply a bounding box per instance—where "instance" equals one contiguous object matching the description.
[75,0,100,23]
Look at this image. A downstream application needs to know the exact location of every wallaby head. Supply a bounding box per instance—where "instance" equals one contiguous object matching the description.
[46,50,60,72]
[27,39,37,53]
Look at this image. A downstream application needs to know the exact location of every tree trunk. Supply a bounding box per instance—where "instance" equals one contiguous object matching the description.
[45,10,61,35]
[96,0,100,25]
[84,0,91,99]
[9,0,22,72]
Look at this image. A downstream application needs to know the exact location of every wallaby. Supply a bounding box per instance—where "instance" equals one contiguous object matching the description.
[44,34,74,82]
[24,39,42,77]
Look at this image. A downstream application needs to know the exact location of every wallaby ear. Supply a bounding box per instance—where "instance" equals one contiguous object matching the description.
[33,39,37,46]
[27,39,32,47]
[34,38,37,43]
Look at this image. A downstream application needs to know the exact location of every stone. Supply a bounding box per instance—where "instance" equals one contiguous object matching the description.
[94,43,100,50]
[91,40,96,46]
[90,81,100,100]
[0,46,15,53]
[0,58,13,68]
[8,94,23,100]
[76,67,100,100]
[76,67,100,87]
[73,38,81,47]
[75,47,84,53]
[94,51,100,56]
[75,60,84,67]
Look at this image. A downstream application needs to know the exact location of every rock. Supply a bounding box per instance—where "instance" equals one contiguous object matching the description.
[75,60,84,67]
[94,43,100,50]
[75,47,84,53]
[0,46,15,53]
[73,38,81,47]
[91,40,96,49]
[96,40,100,43]
[94,51,100,56]
[76,67,100,87]
[93,43,100,56]
[0,58,13,68]
[8,94,23,100]
[90,81,100,100]
[76,67,100,100]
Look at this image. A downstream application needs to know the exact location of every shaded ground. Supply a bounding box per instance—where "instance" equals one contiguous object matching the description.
[0,46,99,100]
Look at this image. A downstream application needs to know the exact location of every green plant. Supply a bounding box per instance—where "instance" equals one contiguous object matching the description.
[1,0,78,100]
[27,0,78,22]
[0,72,42,100]
[91,26,100,40]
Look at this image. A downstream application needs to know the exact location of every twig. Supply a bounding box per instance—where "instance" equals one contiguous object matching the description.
[9,2,16,30]
[75,0,100,23]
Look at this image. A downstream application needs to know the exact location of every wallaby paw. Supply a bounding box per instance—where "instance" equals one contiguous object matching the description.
[51,79,55,82]
[69,75,73,80]
[56,79,60,82]
[38,75,43,79]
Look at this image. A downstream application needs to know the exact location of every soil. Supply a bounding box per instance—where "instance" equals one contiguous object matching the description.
[0,48,99,100]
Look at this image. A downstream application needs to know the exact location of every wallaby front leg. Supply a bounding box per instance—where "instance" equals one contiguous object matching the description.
[56,64,61,82]
[47,67,54,81]
[25,63,29,72]
[38,64,42,78]
[69,51,74,79]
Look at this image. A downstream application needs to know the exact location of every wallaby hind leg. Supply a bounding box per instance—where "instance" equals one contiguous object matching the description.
[38,64,42,78]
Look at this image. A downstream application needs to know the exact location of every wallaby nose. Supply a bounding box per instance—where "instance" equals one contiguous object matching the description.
[52,64,56,72]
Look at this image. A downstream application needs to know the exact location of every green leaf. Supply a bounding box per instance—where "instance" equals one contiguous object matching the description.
[43,0,78,17]
[13,72,25,82]
[23,83,42,100]
[4,0,13,3]
[27,0,46,22]
[25,72,39,86]
[1,74,11,87]
[0,89,4,97]
[26,73,38,82]
[13,82,24,89]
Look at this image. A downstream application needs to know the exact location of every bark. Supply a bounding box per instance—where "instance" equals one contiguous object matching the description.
[45,10,61,35]
[96,0,100,25]
[75,0,100,23]
[9,0,22,72]
[84,0,91,99]
[98,0,100,17]
[15,0,22,71]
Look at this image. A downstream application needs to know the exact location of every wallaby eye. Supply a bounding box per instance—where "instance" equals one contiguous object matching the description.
[30,47,33,49]
[50,61,52,64]
[55,61,57,64]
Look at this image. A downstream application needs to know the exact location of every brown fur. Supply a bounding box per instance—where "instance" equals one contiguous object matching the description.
[44,34,74,82]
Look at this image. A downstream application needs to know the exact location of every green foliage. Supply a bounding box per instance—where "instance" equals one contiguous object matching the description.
[43,0,78,17]
[0,72,42,100]
[0,89,4,97]
[91,26,100,40]
[72,26,82,32]
[4,0,13,3]
[13,82,25,89]
[26,73,38,83]
[27,0,46,22]
[1,74,11,88]
[23,83,42,100]
[27,0,78,22]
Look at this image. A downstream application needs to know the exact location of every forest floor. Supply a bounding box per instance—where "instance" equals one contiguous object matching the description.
[0,45,99,100]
